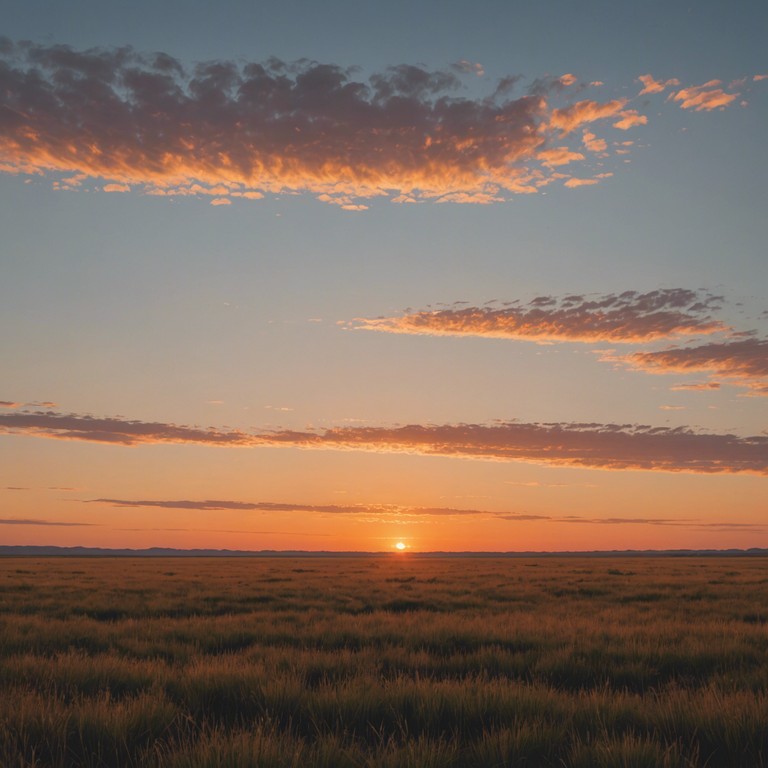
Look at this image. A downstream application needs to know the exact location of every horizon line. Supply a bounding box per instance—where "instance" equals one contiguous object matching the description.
[2,545,767,558]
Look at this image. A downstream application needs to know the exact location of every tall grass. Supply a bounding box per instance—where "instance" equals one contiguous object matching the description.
[0,556,766,766]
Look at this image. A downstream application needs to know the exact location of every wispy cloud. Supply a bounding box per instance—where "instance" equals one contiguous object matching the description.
[617,338,768,396]
[0,518,94,526]
[347,289,725,343]
[669,80,739,111]
[670,382,721,392]
[1,407,765,474]
[0,41,752,206]
[87,498,492,516]
[548,98,627,133]
[637,74,681,95]
[86,497,766,532]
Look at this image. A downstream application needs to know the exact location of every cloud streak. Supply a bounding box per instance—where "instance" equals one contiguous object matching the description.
[347,289,725,343]
[618,338,768,395]
[0,41,750,206]
[87,498,493,516]
[87,498,766,532]
[1,407,765,474]
[0,518,94,526]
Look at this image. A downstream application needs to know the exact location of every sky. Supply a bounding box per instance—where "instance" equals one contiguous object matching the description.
[1,0,766,552]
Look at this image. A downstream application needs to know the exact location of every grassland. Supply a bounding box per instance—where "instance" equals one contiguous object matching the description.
[0,555,766,767]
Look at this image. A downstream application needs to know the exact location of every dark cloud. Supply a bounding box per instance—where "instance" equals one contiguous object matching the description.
[0,41,679,206]
[348,289,725,343]
[1,407,766,474]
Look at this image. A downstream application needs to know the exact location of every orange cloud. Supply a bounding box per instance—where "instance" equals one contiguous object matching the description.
[637,74,681,95]
[87,498,492,517]
[582,131,607,153]
[537,147,585,167]
[619,338,768,395]
[0,42,748,206]
[0,408,765,474]
[563,177,599,188]
[670,382,721,392]
[0,41,679,207]
[613,110,647,130]
[348,289,725,343]
[86,498,765,531]
[549,98,628,134]
[0,42,557,205]
[669,80,739,111]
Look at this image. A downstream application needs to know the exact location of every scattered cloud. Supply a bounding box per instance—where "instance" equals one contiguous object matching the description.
[549,98,627,133]
[0,401,21,408]
[669,80,739,111]
[670,382,721,392]
[582,131,607,153]
[564,177,599,188]
[612,110,647,130]
[452,59,485,77]
[0,41,748,207]
[347,289,725,343]
[617,338,768,395]
[637,74,681,95]
[537,147,585,167]
[1,407,765,474]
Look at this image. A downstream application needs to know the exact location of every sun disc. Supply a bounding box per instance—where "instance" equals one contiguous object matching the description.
[395,541,406,551]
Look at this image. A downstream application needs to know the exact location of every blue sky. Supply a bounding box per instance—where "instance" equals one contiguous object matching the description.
[1,0,766,551]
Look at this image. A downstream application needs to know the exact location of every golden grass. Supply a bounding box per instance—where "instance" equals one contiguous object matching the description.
[0,555,766,766]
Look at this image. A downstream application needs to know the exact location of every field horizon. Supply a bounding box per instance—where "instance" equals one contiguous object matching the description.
[3,546,768,558]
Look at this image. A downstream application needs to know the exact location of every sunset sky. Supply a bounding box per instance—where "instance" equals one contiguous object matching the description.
[1,0,766,552]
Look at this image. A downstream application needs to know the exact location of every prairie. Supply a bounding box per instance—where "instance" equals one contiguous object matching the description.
[0,555,766,767]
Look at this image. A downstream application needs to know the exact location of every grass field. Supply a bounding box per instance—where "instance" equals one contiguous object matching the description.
[0,555,766,767]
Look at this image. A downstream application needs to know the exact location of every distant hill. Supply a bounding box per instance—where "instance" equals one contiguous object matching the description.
[1,545,766,558]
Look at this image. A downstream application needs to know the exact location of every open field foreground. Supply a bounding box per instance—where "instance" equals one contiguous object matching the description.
[0,556,766,767]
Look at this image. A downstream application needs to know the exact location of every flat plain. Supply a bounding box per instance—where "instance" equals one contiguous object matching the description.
[0,555,766,767]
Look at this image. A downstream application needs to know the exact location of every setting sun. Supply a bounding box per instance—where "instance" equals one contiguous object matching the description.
[395,542,406,551]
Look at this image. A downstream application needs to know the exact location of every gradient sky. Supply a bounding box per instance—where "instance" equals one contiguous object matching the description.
[1,0,766,552]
